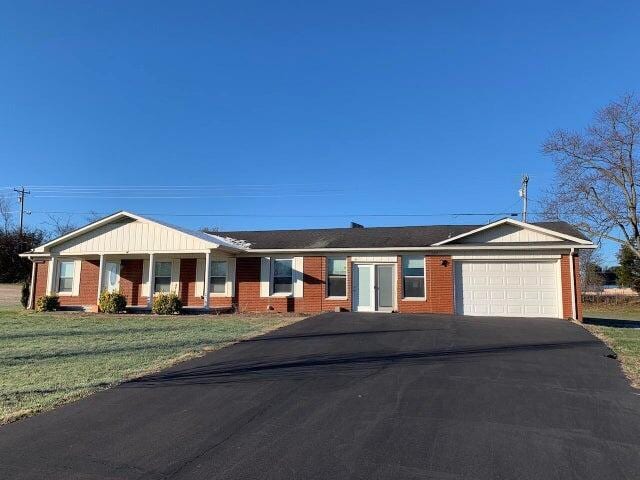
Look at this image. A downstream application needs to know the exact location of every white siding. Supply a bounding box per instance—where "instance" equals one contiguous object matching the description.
[350,255,398,262]
[51,219,216,254]
[458,224,562,244]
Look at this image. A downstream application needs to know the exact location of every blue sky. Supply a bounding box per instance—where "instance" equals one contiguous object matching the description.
[1,1,638,264]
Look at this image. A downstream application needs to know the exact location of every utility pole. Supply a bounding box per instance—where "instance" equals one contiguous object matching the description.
[13,186,30,236]
[519,175,529,222]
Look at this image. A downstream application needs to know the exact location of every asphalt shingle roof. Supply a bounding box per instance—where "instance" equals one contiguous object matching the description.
[216,220,589,250]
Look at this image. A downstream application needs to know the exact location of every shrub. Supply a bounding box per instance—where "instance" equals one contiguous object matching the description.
[152,293,182,315]
[99,290,127,313]
[35,295,60,312]
[20,281,30,309]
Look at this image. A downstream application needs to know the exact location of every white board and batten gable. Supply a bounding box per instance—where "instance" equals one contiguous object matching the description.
[433,218,591,247]
[32,211,244,256]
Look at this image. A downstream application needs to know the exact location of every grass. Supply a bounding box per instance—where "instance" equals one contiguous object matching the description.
[0,307,303,424]
[583,303,640,388]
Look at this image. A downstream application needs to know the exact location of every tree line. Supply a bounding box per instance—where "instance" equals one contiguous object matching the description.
[0,200,91,284]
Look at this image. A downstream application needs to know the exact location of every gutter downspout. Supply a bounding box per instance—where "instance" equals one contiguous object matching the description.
[569,247,577,320]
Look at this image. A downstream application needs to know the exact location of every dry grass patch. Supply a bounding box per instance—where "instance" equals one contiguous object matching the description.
[583,304,640,389]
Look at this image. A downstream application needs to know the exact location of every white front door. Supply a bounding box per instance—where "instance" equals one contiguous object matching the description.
[352,264,375,312]
[105,262,120,293]
[454,260,561,318]
[376,264,395,313]
[352,263,396,312]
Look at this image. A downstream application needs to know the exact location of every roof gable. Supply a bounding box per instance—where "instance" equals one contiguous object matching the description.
[432,218,591,246]
[35,211,243,254]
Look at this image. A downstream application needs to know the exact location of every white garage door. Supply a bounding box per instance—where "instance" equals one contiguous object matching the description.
[454,260,561,318]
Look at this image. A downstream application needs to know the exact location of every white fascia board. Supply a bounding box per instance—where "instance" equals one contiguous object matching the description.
[431,218,592,246]
[243,243,597,254]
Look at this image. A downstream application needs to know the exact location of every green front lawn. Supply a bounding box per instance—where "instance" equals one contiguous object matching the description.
[0,308,303,424]
[583,304,640,388]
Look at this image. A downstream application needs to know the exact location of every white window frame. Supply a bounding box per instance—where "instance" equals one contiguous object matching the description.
[326,257,348,299]
[270,258,294,296]
[154,261,173,294]
[57,260,75,295]
[210,260,228,296]
[402,256,426,300]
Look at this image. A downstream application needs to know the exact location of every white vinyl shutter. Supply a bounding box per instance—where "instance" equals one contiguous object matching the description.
[293,256,304,298]
[170,259,181,295]
[71,260,82,296]
[227,258,236,297]
[46,258,56,294]
[260,257,271,297]
[141,259,150,297]
[195,258,205,297]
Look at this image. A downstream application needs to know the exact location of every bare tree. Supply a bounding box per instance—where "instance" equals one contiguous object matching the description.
[84,210,104,223]
[45,214,78,237]
[0,195,14,232]
[543,93,640,257]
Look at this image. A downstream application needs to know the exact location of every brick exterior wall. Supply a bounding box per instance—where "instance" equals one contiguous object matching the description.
[57,260,100,309]
[179,258,201,307]
[177,258,233,309]
[29,253,581,319]
[33,261,48,303]
[560,254,583,321]
[396,255,455,314]
[120,259,147,307]
[321,256,352,312]
[235,257,298,313]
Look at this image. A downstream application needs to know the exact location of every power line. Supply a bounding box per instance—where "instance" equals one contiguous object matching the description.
[26,210,522,218]
[0,183,340,191]
[30,193,344,199]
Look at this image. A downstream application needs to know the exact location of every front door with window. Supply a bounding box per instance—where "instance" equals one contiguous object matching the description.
[352,263,395,312]
[105,262,120,292]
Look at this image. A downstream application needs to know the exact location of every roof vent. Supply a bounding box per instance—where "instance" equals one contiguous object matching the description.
[350,222,364,229]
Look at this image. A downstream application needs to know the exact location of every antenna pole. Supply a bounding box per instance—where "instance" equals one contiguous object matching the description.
[520,175,529,222]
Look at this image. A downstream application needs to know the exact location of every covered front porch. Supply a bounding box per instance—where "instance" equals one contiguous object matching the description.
[39,252,237,312]
[22,211,246,312]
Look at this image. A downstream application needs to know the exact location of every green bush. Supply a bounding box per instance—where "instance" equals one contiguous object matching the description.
[98,290,127,313]
[35,295,60,312]
[20,281,30,309]
[152,293,182,315]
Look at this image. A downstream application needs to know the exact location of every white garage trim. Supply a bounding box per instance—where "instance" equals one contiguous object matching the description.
[454,259,562,318]
[451,254,561,260]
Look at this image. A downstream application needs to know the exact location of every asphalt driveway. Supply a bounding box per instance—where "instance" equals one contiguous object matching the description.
[1,313,639,479]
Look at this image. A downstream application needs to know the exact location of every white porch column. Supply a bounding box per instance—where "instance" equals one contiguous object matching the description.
[147,253,155,309]
[97,254,105,305]
[203,251,211,310]
[28,261,36,309]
